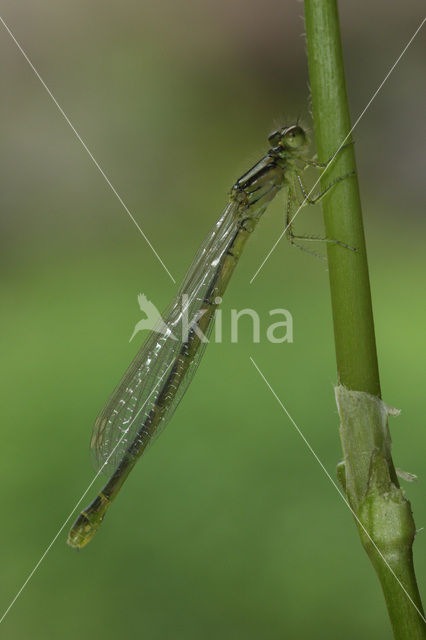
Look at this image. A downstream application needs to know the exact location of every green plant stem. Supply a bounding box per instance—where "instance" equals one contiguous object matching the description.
[303,0,425,637]
[305,2,379,397]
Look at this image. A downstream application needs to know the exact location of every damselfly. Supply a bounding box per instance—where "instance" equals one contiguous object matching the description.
[67,124,352,548]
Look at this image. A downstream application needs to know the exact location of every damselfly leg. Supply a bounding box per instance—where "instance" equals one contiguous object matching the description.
[285,143,356,256]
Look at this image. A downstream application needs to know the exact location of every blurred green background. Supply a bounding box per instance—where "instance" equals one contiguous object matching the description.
[0,1,425,638]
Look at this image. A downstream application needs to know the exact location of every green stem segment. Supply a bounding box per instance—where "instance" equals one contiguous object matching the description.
[305,0,379,397]
[304,0,425,637]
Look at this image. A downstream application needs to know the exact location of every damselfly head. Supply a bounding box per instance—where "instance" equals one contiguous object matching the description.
[268,125,308,151]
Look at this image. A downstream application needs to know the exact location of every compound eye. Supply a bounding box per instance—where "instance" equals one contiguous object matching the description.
[268,130,281,146]
[284,125,306,148]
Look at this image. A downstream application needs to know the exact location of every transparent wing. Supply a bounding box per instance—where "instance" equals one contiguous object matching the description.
[91,201,239,473]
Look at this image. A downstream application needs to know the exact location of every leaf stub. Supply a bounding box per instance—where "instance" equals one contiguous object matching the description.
[334,385,399,510]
